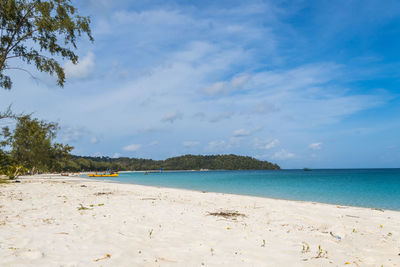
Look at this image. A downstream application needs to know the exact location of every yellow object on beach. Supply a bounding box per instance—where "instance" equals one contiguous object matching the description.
[87,172,119,177]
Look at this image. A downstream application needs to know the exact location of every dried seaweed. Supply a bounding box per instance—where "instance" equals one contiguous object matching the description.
[207,210,246,219]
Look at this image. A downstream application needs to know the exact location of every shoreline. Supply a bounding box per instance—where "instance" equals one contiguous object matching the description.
[81,173,400,212]
[86,175,400,212]
[1,174,399,266]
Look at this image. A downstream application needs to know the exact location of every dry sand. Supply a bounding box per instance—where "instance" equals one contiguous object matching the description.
[0,174,399,266]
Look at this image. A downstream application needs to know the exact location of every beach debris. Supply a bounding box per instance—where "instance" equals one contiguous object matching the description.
[207,210,246,219]
[372,208,384,212]
[261,239,266,247]
[330,231,342,240]
[141,197,157,200]
[93,254,111,262]
[149,229,153,238]
[302,242,310,253]
[210,248,214,255]
[345,215,360,218]
[379,224,383,228]
[77,204,92,211]
[94,192,113,196]
[80,185,87,188]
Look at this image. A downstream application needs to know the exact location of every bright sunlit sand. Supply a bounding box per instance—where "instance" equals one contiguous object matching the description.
[1,175,399,266]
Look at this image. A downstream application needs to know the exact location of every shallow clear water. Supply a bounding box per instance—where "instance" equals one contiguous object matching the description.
[88,169,400,211]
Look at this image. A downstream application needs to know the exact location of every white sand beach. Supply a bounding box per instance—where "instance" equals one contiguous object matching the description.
[0,175,399,266]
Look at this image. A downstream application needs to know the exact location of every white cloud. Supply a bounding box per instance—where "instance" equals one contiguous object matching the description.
[309,142,323,150]
[272,149,295,160]
[61,127,87,143]
[112,153,121,158]
[64,52,95,79]
[265,139,280,149]
[149,140,159,146]
[202,74,249,96]
[123,144,142,152]
[207,140,230,151]
[90,137,99,144]
[252,101,280,114]
[183,141,200,147]
[209,111,234,123]
[137,126,164,133]
[232,128,251,137]
[161,111,183,123]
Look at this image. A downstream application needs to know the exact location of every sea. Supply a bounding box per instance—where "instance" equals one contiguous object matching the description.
[87,169,400,211]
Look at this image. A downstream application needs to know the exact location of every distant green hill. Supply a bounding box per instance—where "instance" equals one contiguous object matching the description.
[62,154,280,172]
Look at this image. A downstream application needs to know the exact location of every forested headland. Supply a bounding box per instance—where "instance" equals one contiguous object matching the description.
[64,154,280,172]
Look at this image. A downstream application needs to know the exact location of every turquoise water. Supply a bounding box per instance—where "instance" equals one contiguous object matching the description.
[88,169,400,211]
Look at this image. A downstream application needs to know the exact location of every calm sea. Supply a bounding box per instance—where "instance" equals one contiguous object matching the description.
[88,169,400,211]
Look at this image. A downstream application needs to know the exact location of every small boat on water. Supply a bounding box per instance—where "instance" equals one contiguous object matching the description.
[303,168,312,171]
[88,171,119,177]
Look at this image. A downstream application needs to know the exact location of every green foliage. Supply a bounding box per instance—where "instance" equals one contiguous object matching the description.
[0,0,93,89]
[3,115,73,173]
[2,164,27,179]
[60,154,280,172]
[0,149,12,173]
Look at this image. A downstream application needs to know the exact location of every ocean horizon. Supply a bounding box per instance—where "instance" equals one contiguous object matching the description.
[87,168,400,211]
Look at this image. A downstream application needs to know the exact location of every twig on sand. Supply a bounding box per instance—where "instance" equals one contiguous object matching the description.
[93,254,111,262]
[345,215,360,218]
[94,192,113,196]
[207,210,246,219]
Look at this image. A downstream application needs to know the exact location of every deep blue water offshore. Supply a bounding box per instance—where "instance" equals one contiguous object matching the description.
[88,169,400,211]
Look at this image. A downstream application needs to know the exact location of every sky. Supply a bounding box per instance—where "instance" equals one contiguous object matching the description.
[1,0,400,169]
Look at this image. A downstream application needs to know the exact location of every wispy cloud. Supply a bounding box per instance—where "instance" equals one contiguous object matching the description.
[272,149,295,160]
[232,129,251,137]
[202,74,249,96]
[123,144,142,152]
[183,141,200,147]
[309,142,323,150]
[161,111,183,123]
[64,52,95,79]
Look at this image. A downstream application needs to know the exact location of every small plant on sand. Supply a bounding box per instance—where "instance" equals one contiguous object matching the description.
[149,229,153,239]
[302,242,310,253]
[261,240,266,247]
[210,248,214,255]
[315,245,328,259]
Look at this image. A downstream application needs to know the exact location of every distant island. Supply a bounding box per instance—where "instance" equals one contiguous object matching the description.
[63,154,280,172]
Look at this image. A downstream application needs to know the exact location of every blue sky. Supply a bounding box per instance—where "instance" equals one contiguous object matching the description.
[1,0,400,168]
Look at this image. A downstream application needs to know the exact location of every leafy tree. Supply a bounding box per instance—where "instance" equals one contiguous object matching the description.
[0,0,93,89]
[4,115,73,173]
